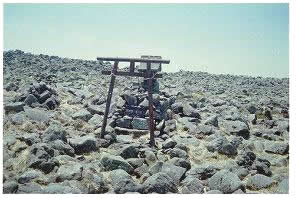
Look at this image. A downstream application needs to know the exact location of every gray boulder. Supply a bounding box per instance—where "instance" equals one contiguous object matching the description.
[69,136,97,154]
[119,144,139,159]
[276,178,288,194]
[132,118,149,130]
[42,124,67,143]
[72,109,92,121]
[3,181,18,194]
[246,174,275,190]
[18,170,42,184]
[101,154,134,173]
[4,102,25,112]
[110,169,140,193]
[50,140,75,156]
[24,94,38,106]
[56,163,83,182]
[181,176,204,194]
[140,172,178,193]
[162,138,177,149]
[208,170,243,193]
[265,142,289,155]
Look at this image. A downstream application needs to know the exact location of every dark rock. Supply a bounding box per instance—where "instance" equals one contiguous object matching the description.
[119,144,139,159]
[162,138,177,149]
[101,154,134,173]
[131,118,149,130]
[161,163,187,185]
[18,170,41,184]
[3,181,18,194]
[24,94,39,106]
[39,90,51,103]
[169,148,188,159]
[88,114,103,127]
[11,112,26,125]
[17,182,43,194]
[186,164,218,180]
[221,120,250,139]
[127,158,144,168]
[69,136,97,154]
[140,172,178,193]
[50,140,75,156]
[87,104,105,115]
[43,96,58,110]
[134,164,149,177]
[116,116,132,128]
[246,174,275,190]
[72,109,92,121]
[110,169,140,193]
[236,150,257,167]
[4,102,25,112]
[56,163,83,182]
[19,133,40,146]
[24,107,53,123]
[168,157,191,170]
[28,143,58,174]
[265,142,289,155]
[181,176,204,194]
[208,170,243,193]
[83,171,109,193]
[182,103,200,118]
[204,115,218,127]
[42,124,67,143]
[123,94,137,106]
[251,158,272,176]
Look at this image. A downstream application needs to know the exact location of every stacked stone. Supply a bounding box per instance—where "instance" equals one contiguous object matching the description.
[114,92,170,131]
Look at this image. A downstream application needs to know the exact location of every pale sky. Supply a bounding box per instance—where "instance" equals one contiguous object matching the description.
[4,3,289,78]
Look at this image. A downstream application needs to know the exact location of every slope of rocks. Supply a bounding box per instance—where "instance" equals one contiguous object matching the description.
[3,50,289,194]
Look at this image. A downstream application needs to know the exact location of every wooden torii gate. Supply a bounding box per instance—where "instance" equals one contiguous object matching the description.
[97,57,170,147]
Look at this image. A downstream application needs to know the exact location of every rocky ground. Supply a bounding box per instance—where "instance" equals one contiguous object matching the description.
[3,50,289,194]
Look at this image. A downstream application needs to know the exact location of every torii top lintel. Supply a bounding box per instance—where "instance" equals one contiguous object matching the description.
[96,57,170,64]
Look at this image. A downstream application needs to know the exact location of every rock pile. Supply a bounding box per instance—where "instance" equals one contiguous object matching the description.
[3,50,289,194]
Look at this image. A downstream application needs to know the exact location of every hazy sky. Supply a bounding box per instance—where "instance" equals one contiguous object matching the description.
[4,3,289,78]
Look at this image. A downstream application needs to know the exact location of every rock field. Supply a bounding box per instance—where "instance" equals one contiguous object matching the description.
[3,50,289,194]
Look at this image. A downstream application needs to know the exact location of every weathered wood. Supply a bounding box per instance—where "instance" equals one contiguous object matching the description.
[147,62,155,147]
[129,61,135,73]
[101,70,162,78]
[97,57,170,64]
[100,61,119,138]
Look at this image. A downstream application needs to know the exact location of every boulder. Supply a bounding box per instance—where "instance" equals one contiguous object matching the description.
[119,144,139,159]
[42,124,67,143]
[131,118,149,130]
[50,140,75,156]
[208,170,243,193]
[140,172,178,193]
[56,163,83,182]
[276,178,288,194]
[69,136,97,154]
[18,170,42,184]
[246,174,275,190]
[265,142,289,155]
[110,169,140,193]
[72,109,92,121]
[101,154,134,174]
[4,102,25,112]
[24,94,38,106]
[181,176,204,194]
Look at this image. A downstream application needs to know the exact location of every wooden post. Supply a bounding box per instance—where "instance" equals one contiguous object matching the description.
[147,62,155,147]
[129,61,135,73]
[100,61,119,138]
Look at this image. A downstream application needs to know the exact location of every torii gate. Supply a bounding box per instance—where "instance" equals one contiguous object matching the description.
[97,56,170,147]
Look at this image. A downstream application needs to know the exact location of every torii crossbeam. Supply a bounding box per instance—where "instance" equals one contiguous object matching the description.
[97,56,170,147]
